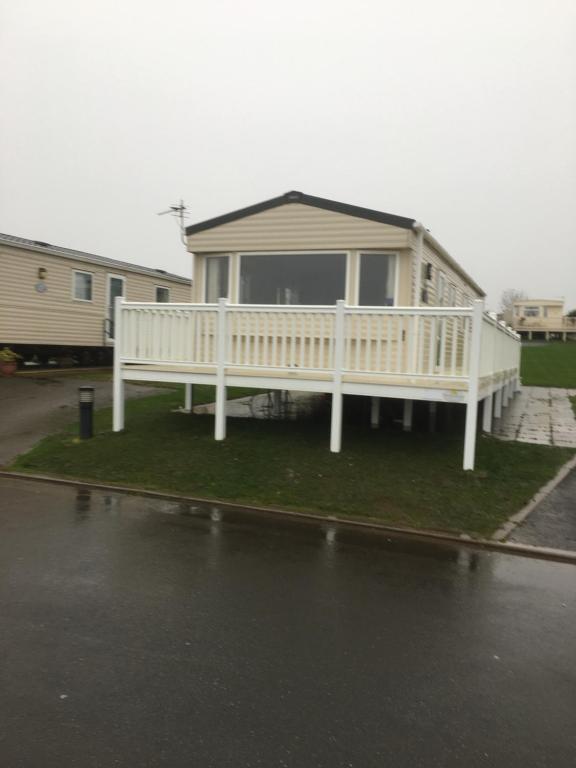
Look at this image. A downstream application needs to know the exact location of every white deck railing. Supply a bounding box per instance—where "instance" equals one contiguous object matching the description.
[116,300,520,382]
[113,299,521,470]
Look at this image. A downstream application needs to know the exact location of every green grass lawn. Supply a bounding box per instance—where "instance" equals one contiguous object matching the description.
[10,387,574,538]
[521,342,576,388]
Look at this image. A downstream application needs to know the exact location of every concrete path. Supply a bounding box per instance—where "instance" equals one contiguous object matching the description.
[510,466,576,550]
[493,386,576,447]
[0,373,161,466]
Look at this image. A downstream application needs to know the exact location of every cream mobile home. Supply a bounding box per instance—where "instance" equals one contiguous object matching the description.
[112,191,521,470]
[509,299,576,341]
[0,233,190,365]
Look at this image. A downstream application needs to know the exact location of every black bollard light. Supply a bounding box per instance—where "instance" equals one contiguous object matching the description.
[78,386,95,439]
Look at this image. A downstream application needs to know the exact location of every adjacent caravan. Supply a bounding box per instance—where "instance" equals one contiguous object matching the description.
[112,191,521,470]
[0,233,191,365]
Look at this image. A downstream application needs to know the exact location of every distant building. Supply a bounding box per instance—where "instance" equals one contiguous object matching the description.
[510,299,576,341]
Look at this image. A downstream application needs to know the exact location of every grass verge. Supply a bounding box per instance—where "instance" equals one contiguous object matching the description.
[521,343,576,388]
[10,388,574,538]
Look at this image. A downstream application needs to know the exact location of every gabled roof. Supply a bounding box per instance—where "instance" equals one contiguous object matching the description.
[185,190,416,236]
[0,232,190,284]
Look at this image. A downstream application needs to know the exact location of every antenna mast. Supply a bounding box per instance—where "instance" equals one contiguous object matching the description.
[157,199,188,245]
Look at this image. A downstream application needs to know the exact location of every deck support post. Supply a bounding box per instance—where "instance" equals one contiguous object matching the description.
[330,393,343,453]
[502,382,510,409]
[403,399,413,432]
[428,402,437,433]
[494,386,503,418]
[463,300,484,471]
[330,300,346,453]
[112,296,125,432]
[482,393,493,433]
[370,397,380,429]
[215,298,228,441]
[184,383,193,413]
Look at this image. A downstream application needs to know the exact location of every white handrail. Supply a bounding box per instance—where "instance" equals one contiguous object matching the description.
[116,300,521,383]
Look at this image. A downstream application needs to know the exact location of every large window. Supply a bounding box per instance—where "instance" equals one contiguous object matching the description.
[358,253,396,306]
[205,256,229,303]
[240,252,346,305]
[73,270,93,301]
[524,306,540,317]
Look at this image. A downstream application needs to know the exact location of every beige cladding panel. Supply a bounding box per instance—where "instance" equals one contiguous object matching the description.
[186,203,411,252]
[417,239,483,306]
[395,251,412,305]
[0,246,190,346]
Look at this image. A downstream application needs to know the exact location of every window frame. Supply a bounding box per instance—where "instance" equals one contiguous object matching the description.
[357,251,400,307]
[203,254,231,303]
[238,250,350,306]
[524,306,540,317]
[72,269,94,303]
[436,270,446,306]
[155,285,171,303]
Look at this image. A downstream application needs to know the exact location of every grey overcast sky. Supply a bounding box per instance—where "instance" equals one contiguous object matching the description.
[1,0,575,310]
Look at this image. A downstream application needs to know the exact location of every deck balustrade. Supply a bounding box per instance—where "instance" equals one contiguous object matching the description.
[113,298,521,470]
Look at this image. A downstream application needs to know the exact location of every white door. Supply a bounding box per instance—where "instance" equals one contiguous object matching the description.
[107,275,125,340]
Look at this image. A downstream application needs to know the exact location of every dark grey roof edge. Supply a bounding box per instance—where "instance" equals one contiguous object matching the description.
[0,233,190,284]
[185,191,416,236]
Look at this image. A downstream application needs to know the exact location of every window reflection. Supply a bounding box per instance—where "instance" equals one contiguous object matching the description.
[240,253,346,305]
[205,256,229,303]
[359,253,396,306]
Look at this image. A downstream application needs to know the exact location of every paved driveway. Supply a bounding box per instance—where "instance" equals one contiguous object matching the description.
[1,476,576,768]
[493,387,576,447]
[0,373,161,466]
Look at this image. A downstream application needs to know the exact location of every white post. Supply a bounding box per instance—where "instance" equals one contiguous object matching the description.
[403,399,413,432]
[370,397,380,429]
[214,298,227,441]
[482,392,493,433]
[463,300,484,471]
[184,383,193,413]
[502,381,509,408]
[428,401,438,433]
[494,386,503,418]
[112,296,125,432]
[330,300,345,453]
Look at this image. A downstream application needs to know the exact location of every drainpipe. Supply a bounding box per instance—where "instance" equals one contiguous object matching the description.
[409,223,426,375]
[412,222,425,306]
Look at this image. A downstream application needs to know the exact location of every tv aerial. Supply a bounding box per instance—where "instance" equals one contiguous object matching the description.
[157,199,188,245]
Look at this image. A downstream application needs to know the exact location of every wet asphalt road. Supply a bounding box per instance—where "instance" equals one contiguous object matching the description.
[1,477,575,768]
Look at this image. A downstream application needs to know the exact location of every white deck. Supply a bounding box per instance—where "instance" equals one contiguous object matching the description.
[113,299,521,469]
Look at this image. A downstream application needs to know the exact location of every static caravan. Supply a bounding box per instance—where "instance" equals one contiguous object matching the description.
[510,299,576,341]
[0,233,191,366]
[112,191,521,470]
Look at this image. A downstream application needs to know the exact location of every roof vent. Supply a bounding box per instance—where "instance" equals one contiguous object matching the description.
[34,240,50,247]
[284,191,302,201]
[155,269,167,274]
